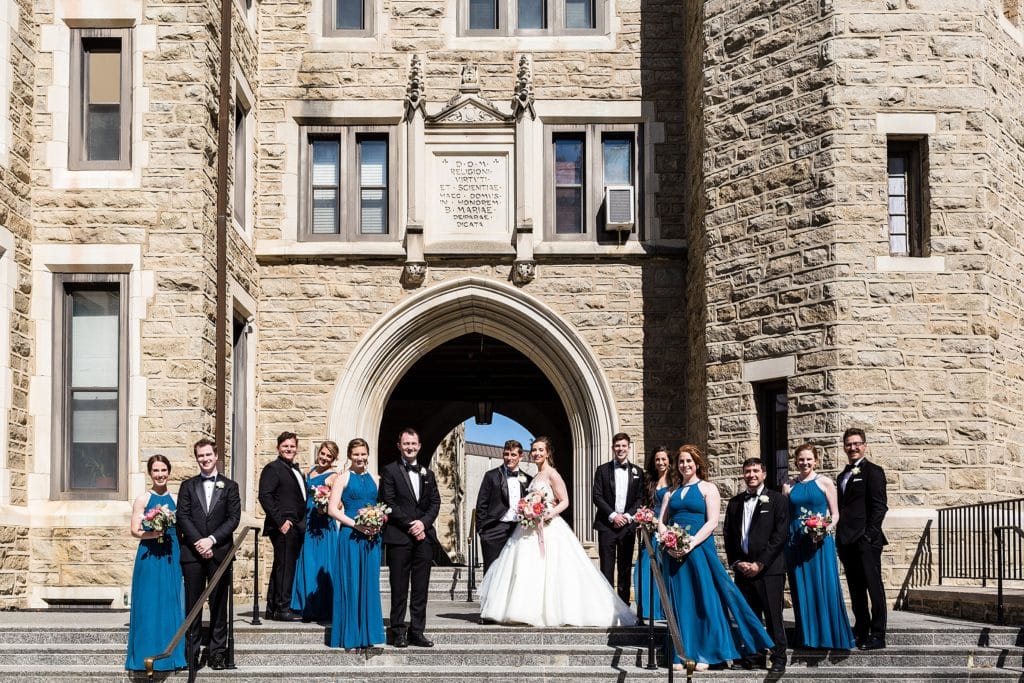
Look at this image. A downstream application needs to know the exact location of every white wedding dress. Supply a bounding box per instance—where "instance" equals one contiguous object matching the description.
[478,481,639,627]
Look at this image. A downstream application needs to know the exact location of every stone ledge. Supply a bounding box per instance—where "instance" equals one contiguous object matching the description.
[905,585,1024,626]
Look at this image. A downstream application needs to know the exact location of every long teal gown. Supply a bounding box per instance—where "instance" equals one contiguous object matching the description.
[291,469,338,621]
[634,485,668,621]
[663,483,773,666]
[330,472,385,648]
[125,492,186,671]
[786,477,856,649]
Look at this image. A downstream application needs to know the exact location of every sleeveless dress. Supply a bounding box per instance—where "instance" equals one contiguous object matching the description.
[125,492,187,671]
[290,468,338,621]
[786,477,857,649]
[634,485,668,621]
[330,471,385,648]
[479,480,638,627]
[663,483,773,666]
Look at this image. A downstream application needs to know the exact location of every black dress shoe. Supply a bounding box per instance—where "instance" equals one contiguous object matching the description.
[860,637,886,650]
[274,608,303,622]
[769,659,786,673]
[392,633,409,648]
[730,660,754,670]
[408,634,434,647]
[208,653,227,670]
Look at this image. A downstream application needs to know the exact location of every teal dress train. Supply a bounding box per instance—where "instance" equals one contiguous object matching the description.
[786,477,856,649]
[634,485,668,621]
[330,472,385,648]
[125,492,187,671]
[290,469,338,621]
[663,483,773,666]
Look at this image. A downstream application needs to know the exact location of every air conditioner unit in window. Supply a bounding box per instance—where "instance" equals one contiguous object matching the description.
[604,185,635,231]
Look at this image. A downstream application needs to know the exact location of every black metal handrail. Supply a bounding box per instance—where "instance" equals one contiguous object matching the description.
[638,528,695,681]
[938,497,1024,585]
[993,525,1024,625]
[144,525,261,680]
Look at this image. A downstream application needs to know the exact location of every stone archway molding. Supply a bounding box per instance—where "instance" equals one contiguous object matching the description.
[327,276,617,537]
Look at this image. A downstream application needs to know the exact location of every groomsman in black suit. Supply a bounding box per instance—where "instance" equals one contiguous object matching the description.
[475,439,532,573]
[724,457,788,673]
[257,431,307,621]
[836,427,888,650]
[380,427,441,648]
[177,438,241,671]
[592,432,644,604]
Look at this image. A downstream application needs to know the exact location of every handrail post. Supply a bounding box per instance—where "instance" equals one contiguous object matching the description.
[252,529,262,625]
[467,509,477,602]
[995,528,1004,625]
[643,529,657,670]
[226,561,237,669]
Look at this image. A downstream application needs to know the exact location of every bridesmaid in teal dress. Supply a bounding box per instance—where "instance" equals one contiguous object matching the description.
[125,455,186,671]
[290,440,340,621]
[634,446,670,621]
[328,438,386,649]
[659,445,773,672]
[783,443,856,650]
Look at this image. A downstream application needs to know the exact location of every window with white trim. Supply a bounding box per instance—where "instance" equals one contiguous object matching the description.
[299,126,396,241]
[53,273,128,500]
[324,0,375,36]
[544,124,641,241]
[462,0,605,35]
[69,28,132,170]
[887,138,929,257]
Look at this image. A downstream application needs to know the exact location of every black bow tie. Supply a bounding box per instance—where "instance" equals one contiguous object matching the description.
[404,462,421,474]
[744,492,759,501]
[615,461,629,470]
[202,475,216,483]
[504,469,519,479]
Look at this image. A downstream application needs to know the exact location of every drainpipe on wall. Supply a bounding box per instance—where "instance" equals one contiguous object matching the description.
[214,0,232,471]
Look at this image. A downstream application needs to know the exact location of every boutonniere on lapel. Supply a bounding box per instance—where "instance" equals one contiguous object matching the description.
[631,467,641,479]
[517,473,527,486]
[215,480,225,489]
[758,494,769,504]
[851,466,861,476]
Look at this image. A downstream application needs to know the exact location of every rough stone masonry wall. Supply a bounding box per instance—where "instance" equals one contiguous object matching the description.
[0,0,37,607]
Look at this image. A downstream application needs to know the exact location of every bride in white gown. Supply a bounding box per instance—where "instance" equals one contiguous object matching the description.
[479,437,639,628]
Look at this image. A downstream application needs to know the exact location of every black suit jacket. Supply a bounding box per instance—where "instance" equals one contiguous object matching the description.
[177,474,241,564]
[836,458,888,547]
[724,488,789,577]
[592,460,644,534]
[379,461,441,546]
[475,466,533,541]
[257,457,308,536]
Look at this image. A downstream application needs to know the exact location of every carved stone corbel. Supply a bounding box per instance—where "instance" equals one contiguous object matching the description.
[404,54,426,122]
[512,220,535,285]
[512,54,536,122]
[402,224,427,287]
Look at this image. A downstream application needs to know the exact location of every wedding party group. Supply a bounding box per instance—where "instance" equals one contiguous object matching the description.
[123,426,889,675]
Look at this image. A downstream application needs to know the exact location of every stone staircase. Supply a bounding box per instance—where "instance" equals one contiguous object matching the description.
[0,568,1021,682]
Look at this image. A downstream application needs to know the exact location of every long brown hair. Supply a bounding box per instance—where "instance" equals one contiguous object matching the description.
[670,444,710,487]
[531,436,555,468]
[643,446,670,505]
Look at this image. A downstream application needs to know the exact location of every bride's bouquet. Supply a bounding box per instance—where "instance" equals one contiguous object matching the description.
[797,507,832,544]
[658,523,691,559]
[354,502,391,538]
[633,506,658,533]
[516,490,553,529]
[311,484,331,514]
[141,505,176,543]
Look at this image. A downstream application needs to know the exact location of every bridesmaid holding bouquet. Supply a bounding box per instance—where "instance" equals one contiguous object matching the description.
[290,440,341,622]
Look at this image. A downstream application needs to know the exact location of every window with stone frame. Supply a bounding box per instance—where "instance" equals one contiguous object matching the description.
[323,0,375,36]
[233,96,251,230]
[68,28,132,171]
[461,0,606,35]
[299,125,397,241]
[52,273,128,500]
[544,124,642,241]
[887,138,929,258]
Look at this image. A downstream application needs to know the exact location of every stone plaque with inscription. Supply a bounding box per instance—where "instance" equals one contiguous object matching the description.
[429,152,511,242]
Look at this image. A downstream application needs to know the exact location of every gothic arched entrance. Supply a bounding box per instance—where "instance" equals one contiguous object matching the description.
[327,277,618,540]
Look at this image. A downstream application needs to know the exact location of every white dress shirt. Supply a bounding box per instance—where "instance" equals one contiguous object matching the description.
[740,484,764,555]
[291,467,307,500]
[839,458,862,494]
[609,462,630,522]
[500,469,523,522]
[405,461,421,501]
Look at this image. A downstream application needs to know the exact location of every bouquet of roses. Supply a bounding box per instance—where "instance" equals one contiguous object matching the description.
[516,490,553,529]
[633,506,658,533]
[798,507,832,544]
[658,523,691,559]
[354,502,391,538]
[311,484,331,514]
[142,504,176,543]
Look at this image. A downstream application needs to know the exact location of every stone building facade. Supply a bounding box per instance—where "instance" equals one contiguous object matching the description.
[0,0,1021,608]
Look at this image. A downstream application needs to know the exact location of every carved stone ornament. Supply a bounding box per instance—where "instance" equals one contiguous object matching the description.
[512,54,536,121]
[512,260,536,285]
[404,54,426,122]
[428,62,513,124]
[402,261,427,287]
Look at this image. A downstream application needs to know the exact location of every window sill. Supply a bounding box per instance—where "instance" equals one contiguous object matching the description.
[256,239,407,261]
[874,255,945,273]
[447,34,616,51]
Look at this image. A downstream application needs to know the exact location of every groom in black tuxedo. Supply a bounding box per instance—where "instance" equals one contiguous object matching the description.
[837,427,888,650]
[257,431,308,621]
[177,438,241,671]
[724,457,788,673]
[380,427,441,648]
[475,439,532,573]
[592,432,644,604]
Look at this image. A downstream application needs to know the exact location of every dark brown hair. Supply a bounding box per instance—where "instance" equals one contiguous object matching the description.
[147,453,171,473]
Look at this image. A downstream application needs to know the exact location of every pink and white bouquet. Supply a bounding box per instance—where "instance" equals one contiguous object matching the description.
[354,502,391,537]
[142,505,176,543]
[658,523,691,559]
[516,490,553,529]
[798,507,832,543]
[633,506,658,533]
[311,484,331,514]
